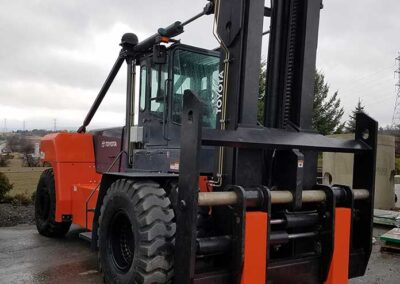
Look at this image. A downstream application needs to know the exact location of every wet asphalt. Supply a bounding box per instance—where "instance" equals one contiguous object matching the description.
[0,225,399,283]
[0,225,102,284]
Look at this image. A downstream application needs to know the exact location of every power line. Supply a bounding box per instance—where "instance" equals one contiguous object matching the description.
[364,93,395,106]
[391,53,400,128]
[341,65,395,91]
[342,74,393,95]
[342,77,394,100]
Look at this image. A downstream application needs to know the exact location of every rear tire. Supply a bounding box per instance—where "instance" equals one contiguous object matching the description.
[35,168,71,237]
[98,179,175,284]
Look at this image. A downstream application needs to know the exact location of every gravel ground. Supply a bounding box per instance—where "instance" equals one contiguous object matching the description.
[0,203,35,227]
[350,226,400,284]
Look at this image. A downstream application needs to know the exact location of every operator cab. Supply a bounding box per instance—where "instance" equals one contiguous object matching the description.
[91,44,219,175]
[131,44,220,173]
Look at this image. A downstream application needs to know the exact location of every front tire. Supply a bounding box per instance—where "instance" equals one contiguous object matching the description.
[35,168,71,237]
[98,179,175,284]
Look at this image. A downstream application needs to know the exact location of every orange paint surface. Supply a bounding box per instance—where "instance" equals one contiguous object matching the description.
[326,208,351,284]
[71,184,98,230]
[199,176,209,192]
[241,212,268,284]
[41,133,101,223]
[41,132,96,163]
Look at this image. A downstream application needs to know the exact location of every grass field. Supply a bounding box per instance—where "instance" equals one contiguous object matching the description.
[0,154,45,198]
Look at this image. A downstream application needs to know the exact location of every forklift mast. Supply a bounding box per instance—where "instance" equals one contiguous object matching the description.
[212,0,321,188]
[175,0,377,283]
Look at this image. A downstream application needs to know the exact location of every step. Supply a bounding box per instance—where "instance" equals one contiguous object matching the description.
[79,232,92,242]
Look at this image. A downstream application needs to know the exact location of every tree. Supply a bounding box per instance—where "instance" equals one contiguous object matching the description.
[312,72,345,135]
[345,98,365,133]
[0,172,13,202]
[21,140,34,155]
[0,155,11,167]
[6,135,34,154]
[257,68,345,135]
[6,135,20,152]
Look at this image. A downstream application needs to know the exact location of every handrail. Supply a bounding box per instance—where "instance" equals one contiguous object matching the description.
[84,150,128,229]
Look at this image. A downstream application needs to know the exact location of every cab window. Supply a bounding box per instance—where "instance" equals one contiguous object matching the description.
[150,63,168,117]
[139,66,147,111]
[172,49,219,128]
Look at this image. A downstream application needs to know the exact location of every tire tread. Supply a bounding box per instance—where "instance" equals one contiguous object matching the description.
[98,179,175,284]
[35,168,71,238]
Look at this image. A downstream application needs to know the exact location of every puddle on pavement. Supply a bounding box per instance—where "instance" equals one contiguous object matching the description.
[29,259,101,284]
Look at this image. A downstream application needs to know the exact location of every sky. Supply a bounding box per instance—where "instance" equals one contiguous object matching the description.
[0,0,399,131]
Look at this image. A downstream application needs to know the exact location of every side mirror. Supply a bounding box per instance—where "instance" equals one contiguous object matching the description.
[153,45,167,64]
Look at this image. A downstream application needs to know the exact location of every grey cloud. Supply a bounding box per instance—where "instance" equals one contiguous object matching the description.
[0,0,398,129]
[317,0,400,126]
[0,0,214,98]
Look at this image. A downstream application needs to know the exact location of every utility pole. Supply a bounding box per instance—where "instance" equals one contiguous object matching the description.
[392,53,400,128]
[3,118,7,133]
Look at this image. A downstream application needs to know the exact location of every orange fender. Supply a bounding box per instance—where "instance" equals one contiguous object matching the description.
[40,133,101,222]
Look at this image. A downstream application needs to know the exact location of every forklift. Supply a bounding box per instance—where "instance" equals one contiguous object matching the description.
[35,0,377,283]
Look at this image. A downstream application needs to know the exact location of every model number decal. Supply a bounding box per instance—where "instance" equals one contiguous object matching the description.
[101,141,118,148]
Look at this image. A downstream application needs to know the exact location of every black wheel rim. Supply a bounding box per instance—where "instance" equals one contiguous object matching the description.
[108,210,135,273]
[37,187,50,221]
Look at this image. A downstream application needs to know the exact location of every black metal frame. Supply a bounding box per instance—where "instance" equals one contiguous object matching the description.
[175,92,377,283]
[174,0,377,283]
[349,113,378,278]
[175,91,202,283]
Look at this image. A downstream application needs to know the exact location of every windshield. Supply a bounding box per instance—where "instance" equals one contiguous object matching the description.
[172,49,219,128]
